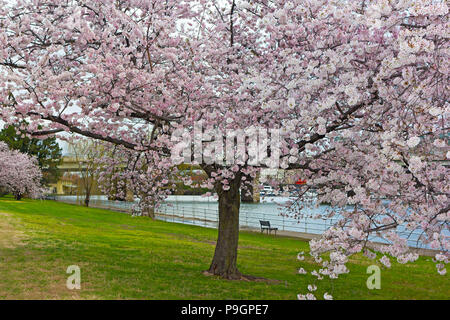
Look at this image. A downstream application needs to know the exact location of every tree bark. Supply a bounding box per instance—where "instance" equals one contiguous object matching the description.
[14,193,23,201]
[84,192,90,207]
[143,206,155,219]
[207,177,242,279]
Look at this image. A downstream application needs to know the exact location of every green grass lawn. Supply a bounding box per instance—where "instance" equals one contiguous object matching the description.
[0,196,448,300]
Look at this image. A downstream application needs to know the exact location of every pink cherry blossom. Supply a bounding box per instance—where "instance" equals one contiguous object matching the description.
[0,142,43,199]
[0,0,447,286]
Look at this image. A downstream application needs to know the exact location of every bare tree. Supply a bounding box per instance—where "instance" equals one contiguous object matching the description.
[68,139,105,207]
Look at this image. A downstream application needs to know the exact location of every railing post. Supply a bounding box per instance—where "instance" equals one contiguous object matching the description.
[305,217,307,233]
[245,211,248,228]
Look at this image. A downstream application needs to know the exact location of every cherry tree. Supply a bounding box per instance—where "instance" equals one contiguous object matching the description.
[0,0,448,285]
[0,142,43,200]
[257,0,450,298]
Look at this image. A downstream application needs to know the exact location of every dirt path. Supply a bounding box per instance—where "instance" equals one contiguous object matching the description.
[0,212,27,249]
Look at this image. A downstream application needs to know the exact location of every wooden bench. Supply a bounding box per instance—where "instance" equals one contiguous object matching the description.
[259,220,278,235]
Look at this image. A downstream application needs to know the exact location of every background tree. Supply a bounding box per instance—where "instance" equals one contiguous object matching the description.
[0,142,43,200]
[0,0,447,285]
[68,138,105,207]
[0,124,62,185]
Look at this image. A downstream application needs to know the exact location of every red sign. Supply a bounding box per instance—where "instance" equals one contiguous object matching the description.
[295,179,307,185]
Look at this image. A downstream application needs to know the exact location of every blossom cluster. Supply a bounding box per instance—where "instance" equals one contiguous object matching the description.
[0,142,43,199]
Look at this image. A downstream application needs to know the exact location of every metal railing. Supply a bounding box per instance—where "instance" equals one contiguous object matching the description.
[156,204,340,235]
[53,195,338,235]
[53,196,434,249]
[155,205,437,251]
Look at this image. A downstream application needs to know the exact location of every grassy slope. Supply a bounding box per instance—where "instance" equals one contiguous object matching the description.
[0,197,448,300]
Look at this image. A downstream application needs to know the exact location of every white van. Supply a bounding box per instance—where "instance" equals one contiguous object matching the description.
[260,185,274,196]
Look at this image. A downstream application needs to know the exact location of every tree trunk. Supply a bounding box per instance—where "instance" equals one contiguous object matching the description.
[14,193,23,201]
[207,178,242,279]
[84,192,90,207]
[144,207,155,219]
